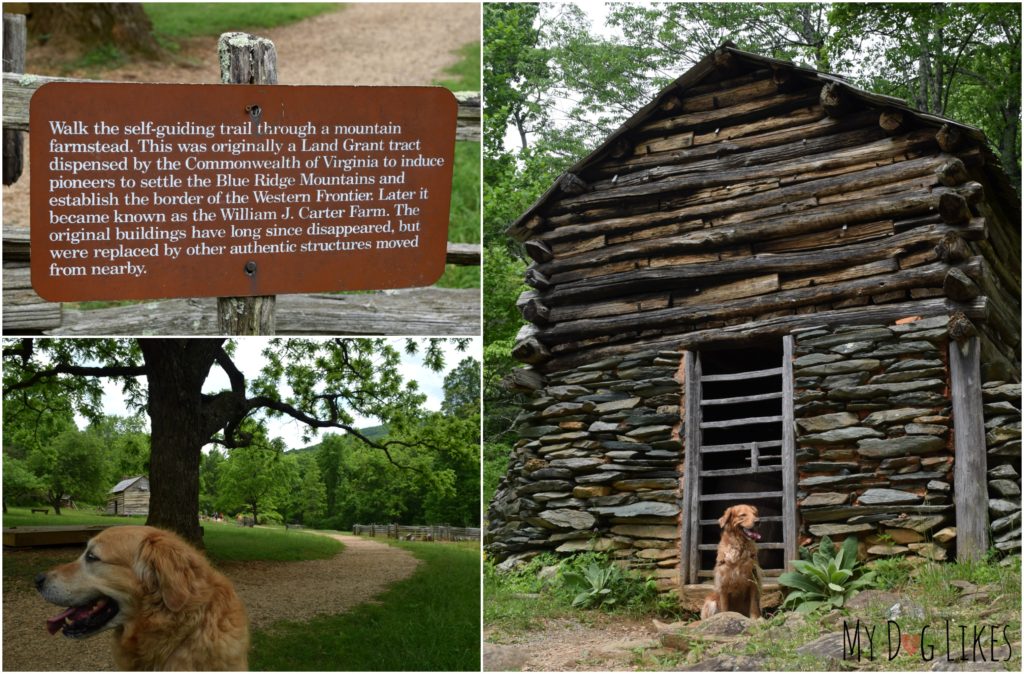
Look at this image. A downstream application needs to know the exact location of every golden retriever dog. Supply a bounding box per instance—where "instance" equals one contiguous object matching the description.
[35,525,249,671]
[700,504,763,620]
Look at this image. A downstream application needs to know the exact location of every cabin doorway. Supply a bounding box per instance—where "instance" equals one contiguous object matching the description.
[680,337,797,585]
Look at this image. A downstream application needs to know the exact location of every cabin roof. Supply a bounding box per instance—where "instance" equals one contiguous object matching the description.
[509,42,1019,237]
[110,476,148,494]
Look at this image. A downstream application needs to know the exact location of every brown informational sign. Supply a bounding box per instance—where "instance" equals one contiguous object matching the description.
[29,83,457,301]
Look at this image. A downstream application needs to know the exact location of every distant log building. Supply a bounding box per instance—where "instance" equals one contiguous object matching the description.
[106,476,150,516]
[486,44,1020,608]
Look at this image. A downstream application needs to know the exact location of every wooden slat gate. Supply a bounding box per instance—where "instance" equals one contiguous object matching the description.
[681,337,797,584]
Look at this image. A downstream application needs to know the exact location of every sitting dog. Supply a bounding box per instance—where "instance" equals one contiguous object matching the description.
[36,525,249,670]
[700,504,763,620]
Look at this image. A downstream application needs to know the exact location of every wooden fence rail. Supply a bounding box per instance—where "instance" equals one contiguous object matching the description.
[352,523,481,542]
[1,31,481,335]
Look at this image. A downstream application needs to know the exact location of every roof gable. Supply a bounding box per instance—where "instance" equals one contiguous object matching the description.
[508,43,1018,240]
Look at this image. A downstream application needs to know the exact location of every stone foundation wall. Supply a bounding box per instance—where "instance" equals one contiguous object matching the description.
[984,380,1022,553]
[487,317,1020,584]
[792,317,958,561]
[485,350,684,589]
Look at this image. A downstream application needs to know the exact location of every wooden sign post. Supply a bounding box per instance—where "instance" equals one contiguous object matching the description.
[218,33,278,334]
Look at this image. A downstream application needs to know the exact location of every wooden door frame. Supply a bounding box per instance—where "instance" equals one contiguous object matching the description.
[678,340,799,585]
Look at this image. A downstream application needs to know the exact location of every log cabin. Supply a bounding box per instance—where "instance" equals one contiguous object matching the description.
[485,44,1021,608]
[106,476,151,516]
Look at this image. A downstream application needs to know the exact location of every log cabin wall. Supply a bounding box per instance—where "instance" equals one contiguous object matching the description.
[507,46,1019,377]
[491,45,1021,585]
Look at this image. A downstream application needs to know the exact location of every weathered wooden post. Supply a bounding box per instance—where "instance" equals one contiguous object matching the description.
[949,332,989,560]
[216,32,277,334]
[2,13,26,185]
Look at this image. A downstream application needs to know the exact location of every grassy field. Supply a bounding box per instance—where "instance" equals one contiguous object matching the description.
[145,3,340,41]
[252,539,480,671]
[2,508,341,563]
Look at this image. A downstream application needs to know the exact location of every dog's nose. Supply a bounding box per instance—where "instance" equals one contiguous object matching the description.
[34,573,47,591]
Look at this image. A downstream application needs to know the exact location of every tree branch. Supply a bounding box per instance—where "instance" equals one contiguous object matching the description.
[3,363,148,395]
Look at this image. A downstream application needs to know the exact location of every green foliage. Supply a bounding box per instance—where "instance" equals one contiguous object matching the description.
[305,405,480,531]
[28,429,109,513]
[1,455,44,505]
[216,431,289,524]
[251,541,480,671]
[867,556,914,591]
[482,441,511,507]
[779,535,876,613]
[562,560,623,609]
[442,357,481,416]
[555,552,659,612]
[482,247,526,444]
[486,551,660,620]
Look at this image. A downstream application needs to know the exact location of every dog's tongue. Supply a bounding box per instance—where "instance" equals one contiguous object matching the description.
[45,599,107,635]
[745,529,762,541]
[45,607,76,635]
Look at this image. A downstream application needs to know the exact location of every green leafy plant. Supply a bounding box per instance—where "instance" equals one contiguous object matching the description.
[562,560,621,608]
[556,553,659,611]
[779,535,876,613]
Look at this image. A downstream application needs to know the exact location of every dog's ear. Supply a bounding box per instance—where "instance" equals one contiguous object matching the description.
[135,529,206,612]
[718,507,734,529]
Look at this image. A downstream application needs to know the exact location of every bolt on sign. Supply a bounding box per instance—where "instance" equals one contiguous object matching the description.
[30,83,457,301]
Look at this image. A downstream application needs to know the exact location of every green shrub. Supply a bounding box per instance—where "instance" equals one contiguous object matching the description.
[779,535,876,613]
[555,552,658,612]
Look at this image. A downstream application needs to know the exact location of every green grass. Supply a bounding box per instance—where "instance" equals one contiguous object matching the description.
[144,3,341,40]
[204,523,342,562]
[2,508,340,563]
[252,539,480,671]
[433,39,481,290]
[434,42,481,91]
[435,141,482,289]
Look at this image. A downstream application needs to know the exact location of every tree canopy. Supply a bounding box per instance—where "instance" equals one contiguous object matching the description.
[2,338,474,544]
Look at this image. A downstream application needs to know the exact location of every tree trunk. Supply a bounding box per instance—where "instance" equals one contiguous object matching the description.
[140,340,220,548]
[29,3,160,56]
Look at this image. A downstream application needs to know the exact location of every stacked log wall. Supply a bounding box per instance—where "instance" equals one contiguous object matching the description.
[485,350,685,590]
[511,64,1003,376]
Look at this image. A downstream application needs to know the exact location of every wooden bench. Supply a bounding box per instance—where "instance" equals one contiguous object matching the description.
[30,508,48,515]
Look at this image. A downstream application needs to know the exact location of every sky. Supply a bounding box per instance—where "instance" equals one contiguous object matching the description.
[85,337,480,450]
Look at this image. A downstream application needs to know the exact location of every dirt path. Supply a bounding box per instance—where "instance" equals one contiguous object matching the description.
[484,615,661,672]
[4,2,480,226]
[2,534,420,671]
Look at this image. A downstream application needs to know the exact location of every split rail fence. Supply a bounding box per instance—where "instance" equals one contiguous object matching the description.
[352,523,481,542]
[1,14,481,335]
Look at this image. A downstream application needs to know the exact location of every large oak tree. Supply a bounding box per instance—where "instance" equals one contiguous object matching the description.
[1,337,469,546]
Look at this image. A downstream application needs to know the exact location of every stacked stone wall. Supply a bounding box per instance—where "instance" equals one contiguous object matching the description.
[984,380,1022,553]
[792,317,957,560]
[485,350,684,589]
